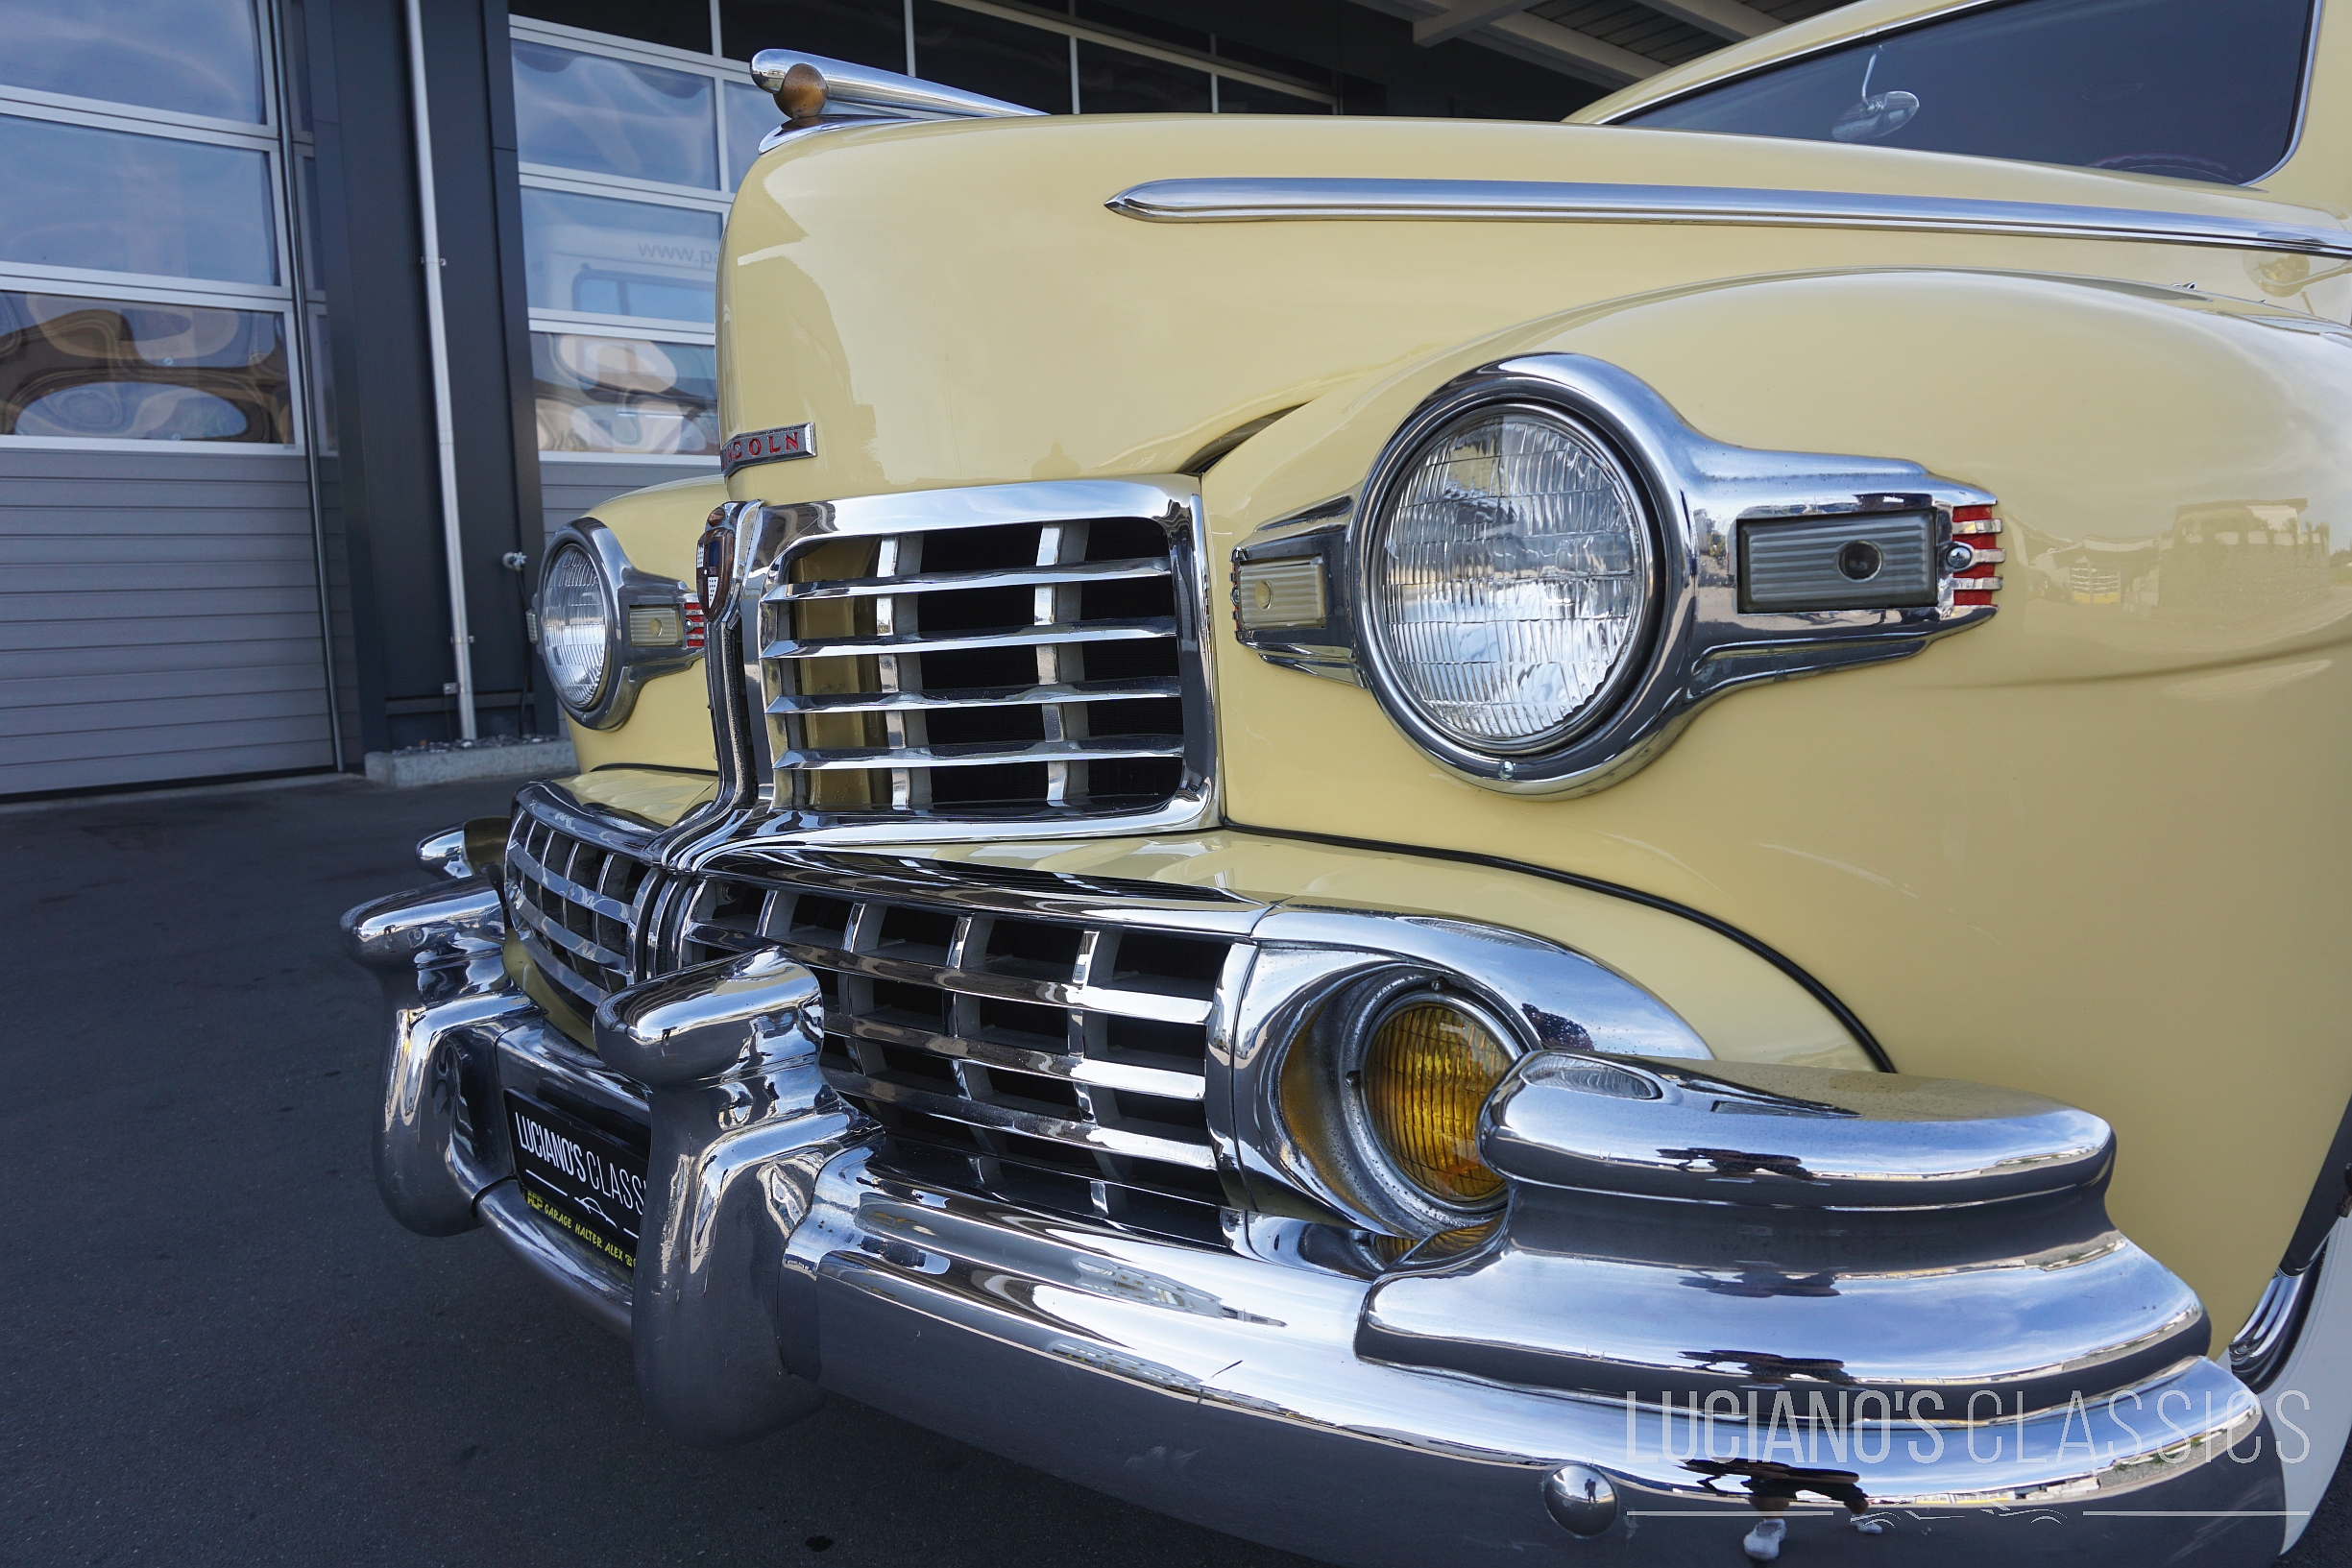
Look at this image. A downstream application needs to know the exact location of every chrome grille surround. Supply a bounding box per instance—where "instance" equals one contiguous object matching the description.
[503,791,663,1016]
[668,850,1260,1243]
[733,478,1216,844]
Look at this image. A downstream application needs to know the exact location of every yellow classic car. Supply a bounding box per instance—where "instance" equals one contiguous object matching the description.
[347,1,2352,1561]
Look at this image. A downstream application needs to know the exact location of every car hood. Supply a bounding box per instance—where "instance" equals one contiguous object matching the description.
[717,111,2350,505]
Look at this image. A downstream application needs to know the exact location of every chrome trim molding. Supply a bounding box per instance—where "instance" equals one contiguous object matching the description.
[1106,177,2352,259]
[538,517,704,732]
[750,47,1044,122]
[1238,355,1999,796]
[800,1150,2278,1567]
[341,877,528,1235]
[2232,1245,2325,1392]
[747,48,1042,156]
[1360,1052,2206,1411]
[594,950,860,1445]
[477,1180,634,1337]
[415,825,473,880]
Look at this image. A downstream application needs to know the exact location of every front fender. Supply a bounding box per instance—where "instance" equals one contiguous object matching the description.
[1205,267,2352,1339]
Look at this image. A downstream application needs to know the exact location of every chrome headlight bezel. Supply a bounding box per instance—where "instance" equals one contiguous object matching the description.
[1352,391,1665,767]
[1228,353,2002,797]
[538,518,703,731]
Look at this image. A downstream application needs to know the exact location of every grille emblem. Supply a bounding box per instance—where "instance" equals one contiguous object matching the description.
[719,422,815,476]
[696,506,740,622]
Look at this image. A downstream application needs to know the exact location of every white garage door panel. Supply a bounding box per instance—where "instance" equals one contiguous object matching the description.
[0,447,334,795]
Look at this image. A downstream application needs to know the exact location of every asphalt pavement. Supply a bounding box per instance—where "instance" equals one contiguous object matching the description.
[3,774,2347,1566]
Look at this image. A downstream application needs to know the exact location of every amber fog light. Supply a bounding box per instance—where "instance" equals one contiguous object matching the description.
[1360,995,1516,1209]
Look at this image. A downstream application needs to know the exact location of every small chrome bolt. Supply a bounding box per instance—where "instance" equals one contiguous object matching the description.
[1944,542,1976,571]
[1542,1463,1618,1536]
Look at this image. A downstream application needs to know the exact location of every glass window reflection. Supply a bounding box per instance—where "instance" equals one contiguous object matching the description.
[911,1,1072,113]
[1077,40,1207,114]
[0,0,264,123]
[0,291,290,443]
[513,39,718,189]
[0,114,278,284]
[720,0,907,72]
[521,187,721,324]
[724,82,778,190]
[533,331,717,456]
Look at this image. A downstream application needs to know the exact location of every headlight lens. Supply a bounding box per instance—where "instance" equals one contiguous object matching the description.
[1361,996,1516,1209]
[540,543,613,709]
[1365,404,1653,753]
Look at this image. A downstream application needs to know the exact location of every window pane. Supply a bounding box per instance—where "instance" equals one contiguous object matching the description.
[511,1,709,53]
[0,115,277,284]
[725,81,778,190]
[1074,1,1207,53]
[1625,0,2315,185]
[1077,40,1206,114]
[513,40,718,188]
[0,0,264,123]
[721,0,908,71]
[1216,77,1325,115]
[521,187,723,325]
[910,1,1070,113]
[534,331,718,456]
[0,292,290,443]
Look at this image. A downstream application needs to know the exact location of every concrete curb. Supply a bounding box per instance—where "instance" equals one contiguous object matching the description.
[364,739,577,788]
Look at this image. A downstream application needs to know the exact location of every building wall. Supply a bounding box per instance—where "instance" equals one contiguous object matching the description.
[0,447,337,795]
[540,456,715,542]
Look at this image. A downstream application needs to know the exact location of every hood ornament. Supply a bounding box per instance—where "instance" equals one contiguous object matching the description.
[696,505,742,623]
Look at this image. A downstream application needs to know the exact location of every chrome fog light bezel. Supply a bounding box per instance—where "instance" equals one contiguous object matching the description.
[1278,964,1532,1241]
[1339,975,1527,1224]
[1354,393,1664,761]
[540,518,703,731]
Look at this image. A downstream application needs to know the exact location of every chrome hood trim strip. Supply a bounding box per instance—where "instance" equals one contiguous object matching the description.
[1105,177,2352,259]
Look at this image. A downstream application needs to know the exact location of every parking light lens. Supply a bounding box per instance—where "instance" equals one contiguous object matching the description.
[1362,998,1515,1207]
[541,543,614,709]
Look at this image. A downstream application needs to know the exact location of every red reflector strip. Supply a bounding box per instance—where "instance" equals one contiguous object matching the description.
[684,601,708,653]
[1949,507,2001,609]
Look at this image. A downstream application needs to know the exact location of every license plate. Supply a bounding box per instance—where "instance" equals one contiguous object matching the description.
[505,1092,649,1273]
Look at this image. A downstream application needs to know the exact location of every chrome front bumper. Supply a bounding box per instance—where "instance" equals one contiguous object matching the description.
[344,878,2291,1567]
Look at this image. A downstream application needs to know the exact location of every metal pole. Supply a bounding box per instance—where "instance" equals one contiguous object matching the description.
[269,0,346,769]
[404,0,478,739]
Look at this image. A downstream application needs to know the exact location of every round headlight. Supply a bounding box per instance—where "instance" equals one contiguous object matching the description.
[540,543,614,710]
[1359,995,1516,1210]
[1363,403,1655,755]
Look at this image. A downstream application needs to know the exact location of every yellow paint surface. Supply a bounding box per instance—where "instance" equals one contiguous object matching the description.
[554,54,2352,1335]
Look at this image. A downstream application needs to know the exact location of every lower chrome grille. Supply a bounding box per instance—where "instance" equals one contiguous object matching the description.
[674,855,1251,1242]
[747,478,1210,832]
[504,813,657,1016]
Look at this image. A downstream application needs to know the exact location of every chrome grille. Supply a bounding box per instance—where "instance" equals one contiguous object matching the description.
[504,814,657,1016]
[750,480,1207,829]
[674,856,1248,1241]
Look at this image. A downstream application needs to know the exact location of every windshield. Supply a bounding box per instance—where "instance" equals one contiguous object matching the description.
[1619,0,2316,186]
